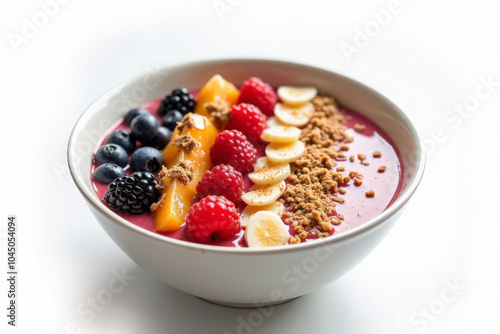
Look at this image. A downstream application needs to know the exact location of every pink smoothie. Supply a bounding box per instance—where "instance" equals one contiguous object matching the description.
[91,97,403,247]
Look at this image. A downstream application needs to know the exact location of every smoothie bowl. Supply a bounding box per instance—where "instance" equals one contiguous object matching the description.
[68,59,424,307]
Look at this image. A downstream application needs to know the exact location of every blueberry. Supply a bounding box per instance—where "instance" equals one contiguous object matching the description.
[162,109,184,131]
[95,144,129,167]
[106,129,136,154]
[124,108,150,125]
[130,114,159,142]
[143,126,173,150]
[92,163,126,183]
[130,147,165,173]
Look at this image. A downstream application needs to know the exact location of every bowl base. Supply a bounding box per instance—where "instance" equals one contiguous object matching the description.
[199,296,300,308]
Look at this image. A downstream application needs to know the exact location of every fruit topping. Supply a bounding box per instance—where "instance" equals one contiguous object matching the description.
[248,157,290,186]
[237,77,277,117]
[92,163,126,184]
[277,86,318,107]
[130,147,165,173]
[104,171,160,215]
[265,140,305,164]
[130,113,159,142]
[194,74,239,119]
[195,164,244,205]
[266,116,281,128]
[106,129,136,154]
[244,211,289,247]
[143,126,172,150]
[162,109,184,132]
[260,125,301,143]
[226,103,267,144]
[153,114,219,232]
[274,102,314,127]
[185,195,241,244]
[158,88,196,116]
[210,130,257,175]
[124,108,150,125]
[240,201,285,228]
[95,143,128,167]
[241,181,286,206]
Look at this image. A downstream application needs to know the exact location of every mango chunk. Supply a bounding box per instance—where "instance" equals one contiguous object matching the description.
[161,112,207,164]
[154,114,218,232]
[154,74,239,232]
[194,74,240,119]
[161,74,239,166]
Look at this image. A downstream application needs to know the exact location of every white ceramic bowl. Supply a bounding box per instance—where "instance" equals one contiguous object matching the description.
[68,59,425,307]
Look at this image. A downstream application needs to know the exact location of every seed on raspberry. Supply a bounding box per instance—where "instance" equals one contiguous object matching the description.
[237,77,277,117]
[226,103,268,145]
[185,196,241,243]
[195,164,244,205]
[210,130,257,175]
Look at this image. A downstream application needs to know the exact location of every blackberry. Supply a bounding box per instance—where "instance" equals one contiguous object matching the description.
[158,88,196,116]
[104,171,159,215]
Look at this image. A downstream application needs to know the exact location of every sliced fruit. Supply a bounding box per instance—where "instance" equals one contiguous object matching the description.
[274,102,314,127]
[261,125,301,143]
[266,116,281,128]
[161,113,207,164]
[240,201,285,228]
[241,181,286,206]
[265,140,305,164]
[248,157,290,186]
[194,74,240,119]
[154,114,219,232]
[244,211,289,247]
[277,86,317,107]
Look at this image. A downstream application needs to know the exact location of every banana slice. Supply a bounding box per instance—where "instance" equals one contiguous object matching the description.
[261,125,301,143]
[266,116,282,128]
[274,102,314,127]
[244,211,289,247]
[277,86,317,107]
[248,157,290,185]
[266,140,305,164]
[241,181,286,206]
[240,201,285,227]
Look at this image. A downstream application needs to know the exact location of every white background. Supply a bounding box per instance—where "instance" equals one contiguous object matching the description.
[2,0,500,333]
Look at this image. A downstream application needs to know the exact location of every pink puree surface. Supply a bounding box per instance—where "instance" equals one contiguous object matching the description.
[91,98,403,247]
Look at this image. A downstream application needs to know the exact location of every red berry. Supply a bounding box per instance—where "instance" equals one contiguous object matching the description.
[226,103,268,144]
[195,165,244,205]
[237,77,277,117]
[210,130,257,175]
[185,196,241,243]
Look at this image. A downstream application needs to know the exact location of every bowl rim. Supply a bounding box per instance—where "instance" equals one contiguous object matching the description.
[67,58,425,255]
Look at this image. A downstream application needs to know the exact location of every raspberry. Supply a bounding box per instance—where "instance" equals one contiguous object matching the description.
[226,103,268,144]
[185,196,241,243]
[210,130,257,175]
[196,165,244,205]
[237,77,277,117]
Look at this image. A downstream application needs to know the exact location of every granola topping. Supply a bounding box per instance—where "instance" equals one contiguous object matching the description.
[284,95,352,243]
[176,113,196,133]
[172,134,199,152]
[157,161,194,187]
[205,101,232,129]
